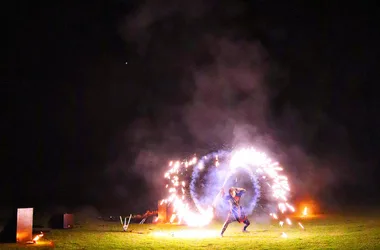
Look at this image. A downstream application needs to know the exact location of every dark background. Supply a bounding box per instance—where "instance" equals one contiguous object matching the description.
[3,0,380,214]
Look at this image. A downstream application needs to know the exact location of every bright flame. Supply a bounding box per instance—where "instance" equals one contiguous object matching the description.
[229,148,294,221]
[303,206,308,216]
[33,232,44,242]
[162,158,214,227]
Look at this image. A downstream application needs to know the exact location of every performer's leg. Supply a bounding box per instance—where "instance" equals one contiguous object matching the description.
[242,218,250,232]
[220,214,234,236]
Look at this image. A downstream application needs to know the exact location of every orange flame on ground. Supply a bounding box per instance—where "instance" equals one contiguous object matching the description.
[33,232,44,242]
[303,206,308,216]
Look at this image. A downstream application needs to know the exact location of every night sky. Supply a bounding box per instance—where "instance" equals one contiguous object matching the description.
[4,1,380,213]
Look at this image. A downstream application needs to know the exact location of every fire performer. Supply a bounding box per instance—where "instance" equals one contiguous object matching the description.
[220,187,250,237]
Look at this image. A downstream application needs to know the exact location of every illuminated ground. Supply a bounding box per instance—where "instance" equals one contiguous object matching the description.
[1,210,380,249]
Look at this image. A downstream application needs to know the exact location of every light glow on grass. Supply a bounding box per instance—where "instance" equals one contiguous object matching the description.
[153,229,219,238]
[3,211,379,249]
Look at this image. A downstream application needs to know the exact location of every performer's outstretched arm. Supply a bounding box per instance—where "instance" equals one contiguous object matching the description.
[234,187,246,196]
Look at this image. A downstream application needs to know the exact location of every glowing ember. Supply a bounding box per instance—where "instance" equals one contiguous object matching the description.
[286,203,295,212]
[298,222,305,230]
[270,213,278,220]
[169,214,176,223]
[285,218,292,225]
[281,232,288,238]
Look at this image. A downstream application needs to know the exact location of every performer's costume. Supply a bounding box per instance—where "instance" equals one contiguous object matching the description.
[220,187,250,236]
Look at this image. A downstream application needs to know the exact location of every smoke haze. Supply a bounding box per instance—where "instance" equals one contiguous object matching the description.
[4,0,378,216]
[106,0,365,212]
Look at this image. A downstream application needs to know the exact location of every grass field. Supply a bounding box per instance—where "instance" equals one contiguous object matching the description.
[1,210,380,249]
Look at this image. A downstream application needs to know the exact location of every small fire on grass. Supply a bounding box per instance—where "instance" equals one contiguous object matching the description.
[297,198,319,218]
[33,232,44,242]
[302,206,308,217]
[26,232,44,244]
